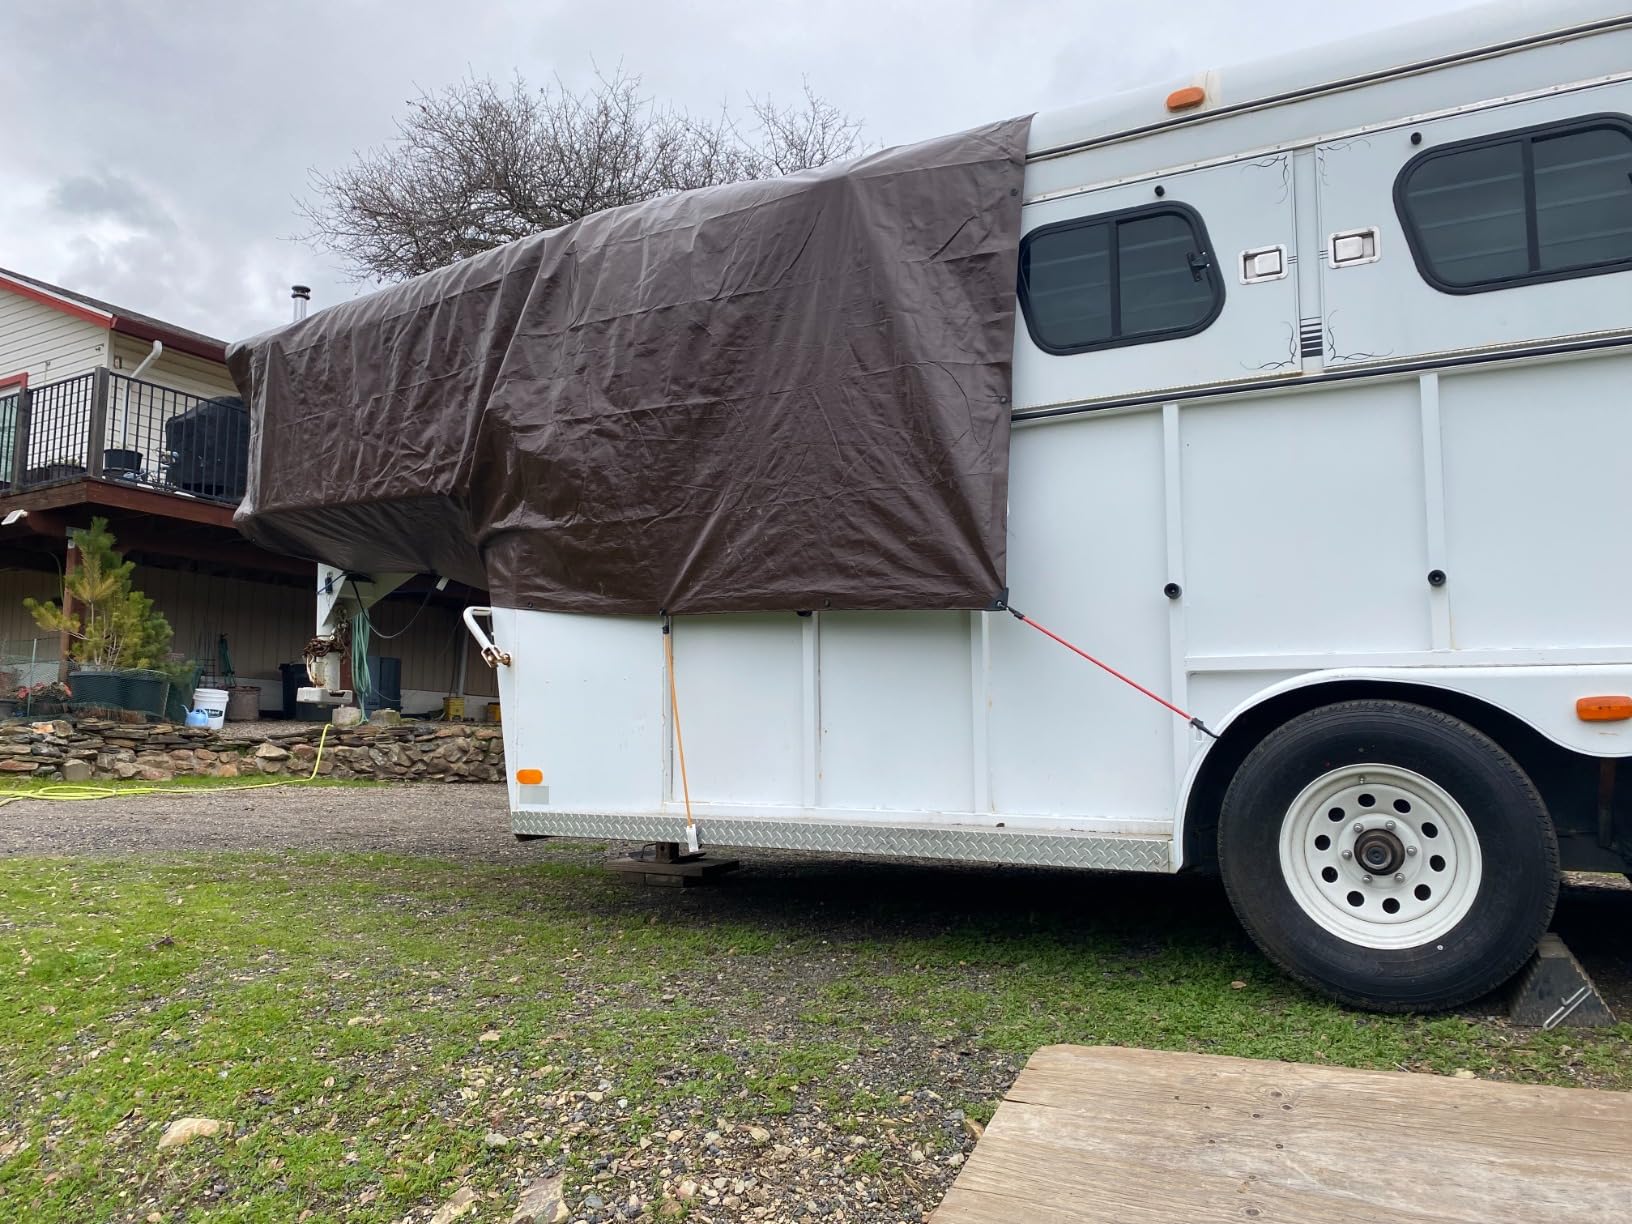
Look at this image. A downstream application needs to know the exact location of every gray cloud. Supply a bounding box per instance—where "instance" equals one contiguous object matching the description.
[49,172,178,235]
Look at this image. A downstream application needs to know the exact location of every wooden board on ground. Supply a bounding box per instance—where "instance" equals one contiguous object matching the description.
[604,852,739,888]
[932,1044,1632,1224]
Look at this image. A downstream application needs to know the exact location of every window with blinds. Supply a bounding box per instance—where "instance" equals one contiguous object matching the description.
[1396,116,1632,294]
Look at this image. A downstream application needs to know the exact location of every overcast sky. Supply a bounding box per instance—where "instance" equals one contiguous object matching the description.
[2,0,1481,342]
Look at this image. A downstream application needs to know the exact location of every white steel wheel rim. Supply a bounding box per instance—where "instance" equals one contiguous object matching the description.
[1277,763,1482,950]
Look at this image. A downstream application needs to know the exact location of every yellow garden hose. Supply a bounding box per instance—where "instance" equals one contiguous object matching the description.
[0,725,334,809]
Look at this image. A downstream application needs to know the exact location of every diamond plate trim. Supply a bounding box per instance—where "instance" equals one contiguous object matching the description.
[511,810,1171,871]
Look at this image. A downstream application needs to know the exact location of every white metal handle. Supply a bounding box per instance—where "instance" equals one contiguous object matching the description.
[462,606,512,668]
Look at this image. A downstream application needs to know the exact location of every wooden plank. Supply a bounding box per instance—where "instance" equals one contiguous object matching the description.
[931,1045,1632,1224]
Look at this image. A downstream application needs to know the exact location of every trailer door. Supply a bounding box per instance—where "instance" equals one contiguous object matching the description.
[1313,81,1632,366]
[1013,150,1302,412]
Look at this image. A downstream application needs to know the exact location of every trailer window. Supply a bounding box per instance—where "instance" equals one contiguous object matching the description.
[1019,204,1222,353]
[1396,115,1632,293]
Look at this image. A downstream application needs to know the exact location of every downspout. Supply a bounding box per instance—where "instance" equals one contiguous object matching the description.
[114,339,162,453]
[130,339,163,381]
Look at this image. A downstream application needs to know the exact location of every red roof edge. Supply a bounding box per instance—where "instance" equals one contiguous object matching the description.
[110,315,227,364]
[0,274,112,328]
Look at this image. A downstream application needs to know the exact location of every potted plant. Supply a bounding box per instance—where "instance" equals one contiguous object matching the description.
[24,518,175,716]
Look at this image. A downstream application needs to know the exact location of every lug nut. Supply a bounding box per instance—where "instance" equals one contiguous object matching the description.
[1395,872,1405,882]
[1385,820,1396,831]
[1406,846,1418,856]
[1341,849,1353,860]
[1353,822,1364,834]
[1362,874,1373,883]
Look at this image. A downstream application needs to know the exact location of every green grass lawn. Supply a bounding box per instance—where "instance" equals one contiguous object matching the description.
[1,848,1628,1222]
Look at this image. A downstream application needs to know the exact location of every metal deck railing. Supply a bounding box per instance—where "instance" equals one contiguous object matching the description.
[0,370,247,506]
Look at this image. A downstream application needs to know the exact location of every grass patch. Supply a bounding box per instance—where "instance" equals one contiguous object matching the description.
[0,848,1626,1222]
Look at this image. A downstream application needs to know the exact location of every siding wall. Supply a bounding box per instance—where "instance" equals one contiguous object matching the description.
[0,568,62,678]
[0,295,110,472]
[0,292,109,384]
[109,335,237,400]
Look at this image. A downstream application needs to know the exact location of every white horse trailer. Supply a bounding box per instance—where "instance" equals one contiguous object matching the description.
[452,1,1632,1011]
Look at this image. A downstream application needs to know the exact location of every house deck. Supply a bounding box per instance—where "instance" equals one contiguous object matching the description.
[931,1045,1632,1223]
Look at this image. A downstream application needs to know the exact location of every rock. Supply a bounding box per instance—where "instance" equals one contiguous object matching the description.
[484,1131,510,1148]
[136,767,172,782]
[429,1187,479,1224]
[291,743,317,761]
[511,1174,566,1224]
[583,1194,604,1210]
[961,1116,985,1141]
[60,759,92,783]
[677,1180,698,1200]
[946,1151,965,1167]
[212,763,240,779]
[331,706,364,728]
[0,759,39,772]
[747,1125,771,1144]
[114,762,139,780]
[656,1202,684,1219]
[478,1030,501,1043]
[254,743,290,761]
[369,708,402,727]
[1453,1069,1477,1080]
[157,1117,227,1150]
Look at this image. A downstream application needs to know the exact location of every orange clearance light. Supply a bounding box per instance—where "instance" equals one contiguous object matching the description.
[515,768,544,785]
[1576,696,1632,722]
[1166,86,1207,112]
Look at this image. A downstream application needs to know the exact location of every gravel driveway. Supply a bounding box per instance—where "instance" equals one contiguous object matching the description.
[0,782,522,859]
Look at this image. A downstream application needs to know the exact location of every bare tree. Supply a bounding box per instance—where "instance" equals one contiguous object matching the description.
[299,69,868,282]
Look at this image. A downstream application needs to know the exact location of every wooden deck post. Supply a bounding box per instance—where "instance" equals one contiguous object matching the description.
[9,379,30,487]
[86,368,111,479]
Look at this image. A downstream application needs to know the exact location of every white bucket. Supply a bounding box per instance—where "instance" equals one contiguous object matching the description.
[192,687,228,731]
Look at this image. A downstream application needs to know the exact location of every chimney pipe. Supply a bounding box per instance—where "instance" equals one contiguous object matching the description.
[291,284,311,322]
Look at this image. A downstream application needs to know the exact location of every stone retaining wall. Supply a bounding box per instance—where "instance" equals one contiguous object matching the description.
[0,717,506,783]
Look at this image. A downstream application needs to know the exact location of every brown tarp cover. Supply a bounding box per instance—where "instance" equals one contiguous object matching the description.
[228,116,1031,613]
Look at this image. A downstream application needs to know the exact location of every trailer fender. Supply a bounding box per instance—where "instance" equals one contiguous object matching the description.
[1171,662,1632,869]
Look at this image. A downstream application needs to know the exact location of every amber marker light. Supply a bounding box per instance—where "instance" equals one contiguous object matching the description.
[1166,86,1206,112]
[1576,696,1632,722]
[515,768,544,784]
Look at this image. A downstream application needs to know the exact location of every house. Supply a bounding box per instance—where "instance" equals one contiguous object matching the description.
[0,268,496,714]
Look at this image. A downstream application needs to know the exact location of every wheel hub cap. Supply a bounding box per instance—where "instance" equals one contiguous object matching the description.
[1354,828,1404,875]
[1277,763,1483,950]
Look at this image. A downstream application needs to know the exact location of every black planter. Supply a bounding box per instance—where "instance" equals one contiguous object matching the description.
[69,670,123,708]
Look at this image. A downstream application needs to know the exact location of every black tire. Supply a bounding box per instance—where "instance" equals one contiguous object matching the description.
[1219,699,1558,1012]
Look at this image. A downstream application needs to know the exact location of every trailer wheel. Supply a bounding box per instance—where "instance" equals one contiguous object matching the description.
[1218,700,1557,1012]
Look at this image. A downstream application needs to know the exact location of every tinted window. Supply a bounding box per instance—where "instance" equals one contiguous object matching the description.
[1535,126,1632,271]
[1397,116,1632,292]
[1021,220,1112,347]
[1019,204,1221,353]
